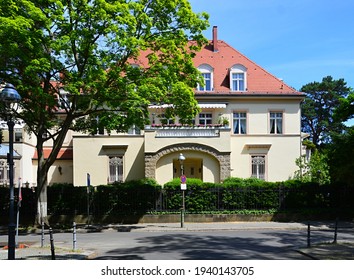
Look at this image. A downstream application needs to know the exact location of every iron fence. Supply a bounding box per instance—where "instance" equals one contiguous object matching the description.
[157,185,354,212]
[1,184,353,223]
[46,184,354,216]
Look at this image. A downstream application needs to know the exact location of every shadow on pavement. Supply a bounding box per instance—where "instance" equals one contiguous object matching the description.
[92,232,308,260]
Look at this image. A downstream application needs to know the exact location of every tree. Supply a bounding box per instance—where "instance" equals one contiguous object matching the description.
[294,150,331,185]
[327,127,354,186]
[300,76,350,148]
[335,92,354,124]
[0,0,209,224]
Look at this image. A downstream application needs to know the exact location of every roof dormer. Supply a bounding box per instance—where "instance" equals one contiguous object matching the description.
[230,64,247,91]
[197,64,214,92]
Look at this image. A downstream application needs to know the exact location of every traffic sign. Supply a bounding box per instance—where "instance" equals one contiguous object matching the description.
[180,175,187,184]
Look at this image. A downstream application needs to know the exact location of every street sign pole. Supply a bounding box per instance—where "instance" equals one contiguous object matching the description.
[180,175,187,228]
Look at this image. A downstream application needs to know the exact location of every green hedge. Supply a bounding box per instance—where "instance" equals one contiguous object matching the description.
[159,177,354,211]
[48,179,161,216]
[163,178,217,211]
[1,177,353,225]
[0,186,37,224]
[222,177,279,209]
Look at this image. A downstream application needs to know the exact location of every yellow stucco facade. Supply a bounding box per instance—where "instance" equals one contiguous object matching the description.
[0,27,305,188]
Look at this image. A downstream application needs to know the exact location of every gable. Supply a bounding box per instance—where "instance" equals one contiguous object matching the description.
[193,39,298,95]
[130,27,302,96]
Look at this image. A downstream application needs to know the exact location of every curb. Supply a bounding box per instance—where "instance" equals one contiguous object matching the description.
[294,249,318,260]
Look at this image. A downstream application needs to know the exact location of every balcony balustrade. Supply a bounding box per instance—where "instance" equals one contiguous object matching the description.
[145,124,230,138]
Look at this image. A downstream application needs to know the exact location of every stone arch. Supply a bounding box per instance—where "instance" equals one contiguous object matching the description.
[145,143,230,183]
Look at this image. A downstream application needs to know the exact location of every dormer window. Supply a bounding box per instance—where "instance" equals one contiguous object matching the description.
[197,64,213,92]
[230,64,247,91]
[58,88,70,109]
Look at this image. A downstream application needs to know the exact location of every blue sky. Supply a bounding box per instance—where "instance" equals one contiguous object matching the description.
[189,0,354,92]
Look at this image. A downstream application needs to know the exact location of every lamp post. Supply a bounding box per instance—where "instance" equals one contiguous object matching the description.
[0,83,21,260]
[179,153,186,228]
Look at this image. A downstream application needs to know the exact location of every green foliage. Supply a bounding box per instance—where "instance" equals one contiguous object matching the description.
[223,177,249,186]
[163,177,280,211]
[302,139,316,150]
[294,150,331,185]
[0,0,209,197]
[163,178,216,211]
[163,177,203,189]
[334,91,354,124]
[223,177,272,187]
[47,180,162,216]
[2,178,354,225]
[48,183,86,215]
[278,182,351,210]
[0,186,37,224]
[300,77,354,187]
[300,76,350,147]
[222,178,279,209]
[327,127,354,186]
[217,116,229,126]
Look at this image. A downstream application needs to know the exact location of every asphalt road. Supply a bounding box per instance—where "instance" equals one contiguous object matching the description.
[3,226,353,260]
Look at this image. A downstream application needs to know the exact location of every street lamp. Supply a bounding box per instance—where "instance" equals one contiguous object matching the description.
[0,83,21,260]
[179,153,186,228]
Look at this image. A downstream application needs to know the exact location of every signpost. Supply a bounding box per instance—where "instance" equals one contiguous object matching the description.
[180,175,187,190]
[178,153,186,228]
[87,173,91,226]
[180,175,187,228]
[15,178,22,248]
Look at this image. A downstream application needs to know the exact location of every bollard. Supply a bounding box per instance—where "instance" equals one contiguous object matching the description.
[73,222,77,251]
[307,223,311,248]
[49,227,56,260]
[41,222,45,248]
[333,218,338,244]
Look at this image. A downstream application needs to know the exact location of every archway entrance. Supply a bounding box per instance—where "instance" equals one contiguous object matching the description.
[173,158,203,180]
[145,143,231,184]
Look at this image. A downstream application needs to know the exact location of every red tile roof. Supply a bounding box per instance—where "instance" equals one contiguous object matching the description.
[193,39,298,94]
[33,148,73,160]
[133,27,301,96]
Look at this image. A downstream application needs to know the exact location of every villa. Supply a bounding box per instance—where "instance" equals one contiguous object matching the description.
[0,27,305,188]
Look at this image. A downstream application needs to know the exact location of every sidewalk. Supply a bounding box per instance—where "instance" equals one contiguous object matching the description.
[1,221,353,260]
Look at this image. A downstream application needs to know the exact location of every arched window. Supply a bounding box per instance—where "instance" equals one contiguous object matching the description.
[197,64,213,92]
[230,64,247,91]
[251,155,265,180]
[109,156,124,183]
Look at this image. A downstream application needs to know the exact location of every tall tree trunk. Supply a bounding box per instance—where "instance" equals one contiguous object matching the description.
[34,118,73,226]
[36,161,49,226]
[35,137,50,225]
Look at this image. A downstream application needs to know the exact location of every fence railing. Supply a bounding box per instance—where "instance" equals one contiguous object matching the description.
[1,184,353,222]
[47,185,354,216]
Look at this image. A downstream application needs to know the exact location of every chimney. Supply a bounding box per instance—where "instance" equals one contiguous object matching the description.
[213,26,218,52]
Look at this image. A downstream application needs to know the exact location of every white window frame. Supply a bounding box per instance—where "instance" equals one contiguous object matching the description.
[251,155,266,180]
[15,129,23,142]
[198,112,213,126]
[197,64,213,92]
[109,156,124,183]
[128,124,141,135]
[233,112,247,134]
[270,111,283,134]
[159,114,175,125]
[0,160,13,185]
[58,88,71,109]
[230,64,247,91]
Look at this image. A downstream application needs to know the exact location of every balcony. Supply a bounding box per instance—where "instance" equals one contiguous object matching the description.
[145,124,230,138]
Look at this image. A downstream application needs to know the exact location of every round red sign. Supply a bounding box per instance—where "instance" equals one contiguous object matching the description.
[180,175,187,184]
